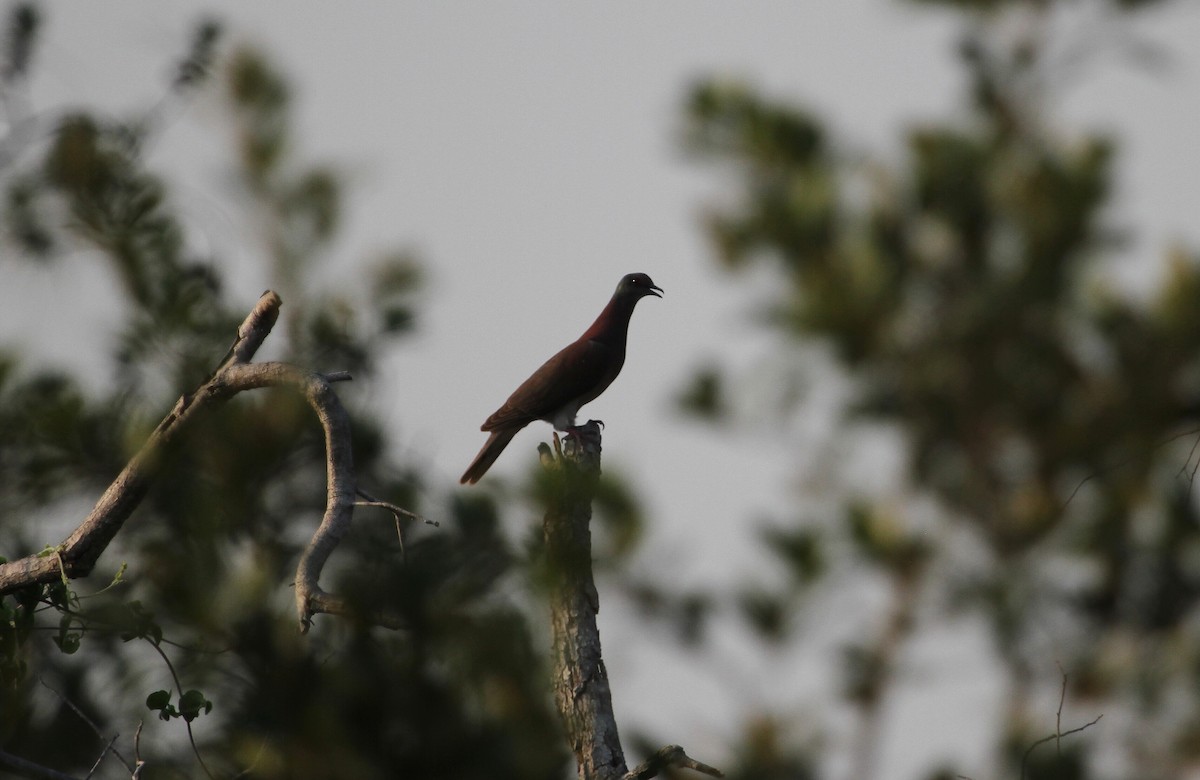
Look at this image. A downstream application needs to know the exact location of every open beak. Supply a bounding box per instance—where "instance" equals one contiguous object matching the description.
[648,284,664,298]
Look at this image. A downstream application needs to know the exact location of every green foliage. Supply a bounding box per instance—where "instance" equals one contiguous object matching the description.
[761,525,824,586]
[146,688,212,722]
[676,1,1200,777]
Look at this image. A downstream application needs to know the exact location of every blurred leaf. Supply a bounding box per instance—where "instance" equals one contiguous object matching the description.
[591,472,644,561]
[173,18,221,89]
[1,3,38,82]
[179,689,213,721]
[676,364,729,421]
[738,587,788,642]
[760,525,824,586]
[369,252,423,335]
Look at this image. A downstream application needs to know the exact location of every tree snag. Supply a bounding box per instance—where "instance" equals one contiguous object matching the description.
[542,422,722,780]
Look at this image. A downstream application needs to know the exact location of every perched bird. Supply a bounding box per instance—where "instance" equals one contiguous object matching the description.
[461,272,663,484]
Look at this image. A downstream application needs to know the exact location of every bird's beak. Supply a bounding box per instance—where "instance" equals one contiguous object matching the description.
[648,284,663,298]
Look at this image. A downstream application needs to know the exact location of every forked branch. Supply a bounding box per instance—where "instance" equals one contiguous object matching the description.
[0,291,411,632]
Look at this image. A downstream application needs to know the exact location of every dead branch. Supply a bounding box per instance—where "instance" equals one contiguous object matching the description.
[0,291,282,596]
[38,677,135,776]
[623,745,724,780]
[542,422,625,780]
[0,290,411,633]
[354,487,438,562]
[1019,667,1102,780]
[541,422,721,780]
[0,749,81,780]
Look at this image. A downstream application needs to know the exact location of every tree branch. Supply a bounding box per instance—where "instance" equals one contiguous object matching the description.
[1019,667,1102,780]
[0,749,81,780]
[623,745,724,780]
[0,290,412,632]
[0,291,282,596]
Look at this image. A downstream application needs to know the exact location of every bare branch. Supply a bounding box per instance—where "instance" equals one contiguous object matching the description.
[180,359,410,632]
[1062,425,1200,511]
[0,290,283,596]
[0,289,420,635]
[1020,668,1102,780]
[354,494,438,562]
[84,736,118,780]
[38,678,134,775]
[213,360,358,632]
[0,749,81,780]
[131,721,145,779]
[1020,714,1102,780]
[623,745,724,780]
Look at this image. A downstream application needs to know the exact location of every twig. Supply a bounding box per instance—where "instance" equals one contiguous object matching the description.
[1020,715,1103,780]
[84,736,118,780]
[38,677,135,775]
[1055,663,1067,758]
[1019,668,1102,780]
[0,749,81,780]
[354,488,435,526]
[1178,428,1200,487]
[1063,426,1200,511]
[623,744,724,780]
[132,720,145,779]
[354,488,438,562]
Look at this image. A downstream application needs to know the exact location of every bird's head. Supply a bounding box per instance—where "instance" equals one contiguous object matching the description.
[616,272,663,301]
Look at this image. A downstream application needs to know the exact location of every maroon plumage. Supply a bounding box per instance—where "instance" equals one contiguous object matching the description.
[460,273,662,484]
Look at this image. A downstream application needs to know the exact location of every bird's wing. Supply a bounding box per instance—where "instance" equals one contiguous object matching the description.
[482,339,613,431]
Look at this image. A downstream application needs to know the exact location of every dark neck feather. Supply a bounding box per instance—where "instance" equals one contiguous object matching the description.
[580,293,638,347]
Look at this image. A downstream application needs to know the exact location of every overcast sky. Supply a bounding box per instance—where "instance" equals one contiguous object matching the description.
[4,3,1200,778]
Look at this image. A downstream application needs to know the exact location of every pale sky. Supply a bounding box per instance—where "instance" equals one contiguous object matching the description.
[3,3,1199,778]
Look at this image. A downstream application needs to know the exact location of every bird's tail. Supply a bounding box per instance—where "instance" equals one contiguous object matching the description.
[460,429,518,484]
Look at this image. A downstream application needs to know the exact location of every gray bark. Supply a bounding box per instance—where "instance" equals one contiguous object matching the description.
[542,423,627,780]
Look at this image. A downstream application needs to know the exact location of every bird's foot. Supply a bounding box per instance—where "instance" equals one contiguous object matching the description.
[562,420,604,439]
[561,420,604,459]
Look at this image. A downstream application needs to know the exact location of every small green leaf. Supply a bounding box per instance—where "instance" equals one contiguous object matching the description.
[179,689,212,721]
[146,689,178,720]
